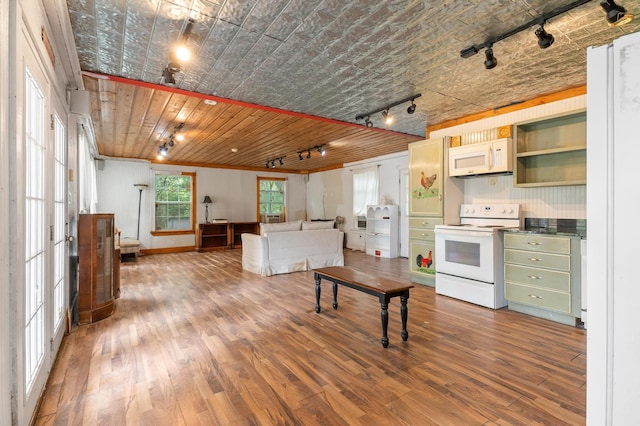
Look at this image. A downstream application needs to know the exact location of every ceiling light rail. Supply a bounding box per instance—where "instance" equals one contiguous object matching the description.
[157,122,185,158]
[296,144,327,161]
[355,94,421,128]
[265,156,286,169]
[460,0,634,69]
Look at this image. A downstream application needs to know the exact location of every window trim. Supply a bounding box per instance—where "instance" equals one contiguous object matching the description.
[256,176,287,222]
[150,171,196,237]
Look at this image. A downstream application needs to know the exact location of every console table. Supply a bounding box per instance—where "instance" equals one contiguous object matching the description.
[313,266,414,348]
[196,222,259,252]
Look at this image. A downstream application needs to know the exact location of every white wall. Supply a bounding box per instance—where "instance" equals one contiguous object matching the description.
[307,151,408,233]
[96,159,307,249]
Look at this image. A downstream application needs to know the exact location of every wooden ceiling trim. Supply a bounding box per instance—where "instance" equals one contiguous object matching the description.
[426,85,587,135]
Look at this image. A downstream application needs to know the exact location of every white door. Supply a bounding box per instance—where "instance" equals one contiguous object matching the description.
[399,168,409,257]
[18,30,67,423]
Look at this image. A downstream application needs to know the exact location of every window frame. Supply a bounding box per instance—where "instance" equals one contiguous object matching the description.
[150,171,196,236]
[256,176,287,222]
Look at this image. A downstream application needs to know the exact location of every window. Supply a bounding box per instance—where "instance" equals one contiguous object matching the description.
[153,172,196,234]
[352,166,379,220]
[257,177,286,222]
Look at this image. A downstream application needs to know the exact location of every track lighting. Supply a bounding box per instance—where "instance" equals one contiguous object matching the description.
[296,144,327,162]
[265,156,286,169]
[365,116,373,127]
[535,25,554,49]
[600,0,634,26]
[156,122,186,157]
[460,0,631,69]
[162,67,176,85]
[355,94,421,128]
[382,109,394,125]
[162,18,196,85]
[484,47,498,70]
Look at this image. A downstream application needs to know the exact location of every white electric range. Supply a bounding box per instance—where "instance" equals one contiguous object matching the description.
[434,204,521,309]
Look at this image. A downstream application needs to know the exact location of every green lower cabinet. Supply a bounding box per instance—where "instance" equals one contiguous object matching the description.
[505,282,572,314]
[504,232,582,327]
[409,238,436,286]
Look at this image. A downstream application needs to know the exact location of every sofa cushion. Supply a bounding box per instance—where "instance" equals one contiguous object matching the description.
[260,220,302,235]
[301,220,335,230]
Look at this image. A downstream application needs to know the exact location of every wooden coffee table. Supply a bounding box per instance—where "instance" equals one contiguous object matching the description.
[313,266,414,348]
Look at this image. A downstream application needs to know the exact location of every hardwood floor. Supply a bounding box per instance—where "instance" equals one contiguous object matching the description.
[34,249,586,425]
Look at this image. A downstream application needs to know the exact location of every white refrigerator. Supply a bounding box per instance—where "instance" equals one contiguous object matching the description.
[586,30,640,425]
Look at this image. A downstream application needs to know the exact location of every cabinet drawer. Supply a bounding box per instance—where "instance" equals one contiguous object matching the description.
[409,217,443,229]
[504,249,570,272]
[506,282,571,313]
[504,264,570,292]
[409,229,435,241]
[504,233,570,254]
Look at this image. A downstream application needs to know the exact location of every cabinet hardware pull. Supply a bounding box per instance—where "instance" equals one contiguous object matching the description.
[421,233,429,237]
[527,242,541,245]
[527,275,541,279]
[528,257,541,261]
[528,294,542,299]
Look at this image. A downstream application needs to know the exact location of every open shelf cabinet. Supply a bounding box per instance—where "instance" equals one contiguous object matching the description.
[514,110,586,187]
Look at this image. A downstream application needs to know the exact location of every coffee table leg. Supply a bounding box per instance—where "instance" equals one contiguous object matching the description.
[400,295,409,341]
[380,302,389,348]
[332,282,338,309]
[314,273,321,313]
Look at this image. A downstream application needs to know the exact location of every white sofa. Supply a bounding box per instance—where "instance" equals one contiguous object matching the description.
[241,220,344,276]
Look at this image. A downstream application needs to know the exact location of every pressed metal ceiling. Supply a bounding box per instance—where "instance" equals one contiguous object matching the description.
[66,0,640,172]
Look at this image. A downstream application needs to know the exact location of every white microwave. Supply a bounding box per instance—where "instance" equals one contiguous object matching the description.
[448,138,513,177]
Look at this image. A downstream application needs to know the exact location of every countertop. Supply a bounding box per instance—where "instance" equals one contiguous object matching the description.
[504,218,586,239]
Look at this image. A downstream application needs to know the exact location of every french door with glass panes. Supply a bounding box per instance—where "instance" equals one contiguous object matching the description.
[19,32,68,422]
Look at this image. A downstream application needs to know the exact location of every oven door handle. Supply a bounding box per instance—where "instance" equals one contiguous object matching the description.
[434,229,493,238]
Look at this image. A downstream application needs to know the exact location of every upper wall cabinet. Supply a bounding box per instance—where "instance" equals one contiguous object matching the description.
[514,110,586,187]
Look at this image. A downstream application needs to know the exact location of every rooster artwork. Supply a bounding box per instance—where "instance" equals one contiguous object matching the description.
[412,171,438,200]
[415,250,433,274]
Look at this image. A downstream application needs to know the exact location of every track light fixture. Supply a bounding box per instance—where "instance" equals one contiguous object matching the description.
[158,144,169,157]
[601,0,634,26]
[484,47,498,70]
[265,156,286,169]
[364,116,373,127]
[382,109,394,125]
[355,94,421,128]
[460,0,633,69]
[535,25,555,49]
[296,144,327,161]
[162,18,196,85]
[156,122,185,157]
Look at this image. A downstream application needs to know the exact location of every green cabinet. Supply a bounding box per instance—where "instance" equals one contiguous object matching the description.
[504,232,582,326]
[514,111,586,187]
[407,137,463,286]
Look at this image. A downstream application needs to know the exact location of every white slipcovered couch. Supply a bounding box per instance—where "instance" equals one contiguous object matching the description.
[241,220,344,276]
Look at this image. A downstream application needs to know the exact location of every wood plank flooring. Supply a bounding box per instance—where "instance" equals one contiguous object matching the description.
[34,249,586,425]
